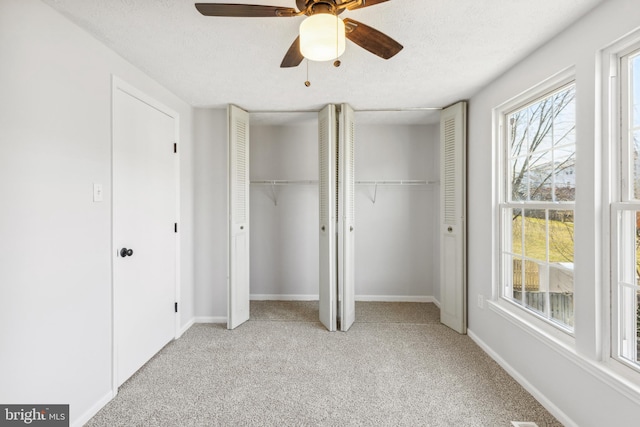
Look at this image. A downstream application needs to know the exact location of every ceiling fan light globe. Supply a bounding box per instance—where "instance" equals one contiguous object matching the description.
[299,14,346,62]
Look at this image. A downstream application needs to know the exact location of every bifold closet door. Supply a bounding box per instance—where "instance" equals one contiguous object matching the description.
[318,105,337,331]
[440,101,467,334]
[338,104,355,332]
[228,104,251,330]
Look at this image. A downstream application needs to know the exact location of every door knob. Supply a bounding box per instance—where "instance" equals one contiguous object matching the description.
[120,248,134,258]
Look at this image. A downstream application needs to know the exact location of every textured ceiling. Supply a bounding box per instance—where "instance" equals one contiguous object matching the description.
[42,0,603,123]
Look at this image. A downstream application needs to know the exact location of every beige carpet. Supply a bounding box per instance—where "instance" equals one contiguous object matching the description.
[87,302,561,426]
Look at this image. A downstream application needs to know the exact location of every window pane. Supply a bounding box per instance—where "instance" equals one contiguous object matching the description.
[511,156,529,201]
[554,146,576,202]
[554,86,576,147]
[527,101,553,153]
[524,260,544,316]
[634,131,640,200]
[502,82,575,332]
[619,285,639,364]
[548,210,574,263]
[615,209,640,366]
[524,209,546,261]
[529,150,553,201]
[510,111,528,158]
[510,256,525,305]
[510,208,523,255]
[549,265,574,327]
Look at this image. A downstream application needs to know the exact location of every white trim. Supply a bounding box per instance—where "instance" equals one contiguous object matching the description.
[110,75,181,394]
[601,29,640,377]
[195,316,227,324]
[493,67,577,333]
[251,294,319,301]
[248,294,438,303]
[355,295,436,303]
[468,329,577,427]
[488,300,640,406]
[177,318,195,338]
[71,390,113,427]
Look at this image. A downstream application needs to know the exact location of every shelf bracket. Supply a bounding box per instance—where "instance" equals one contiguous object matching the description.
[269,181,278,206]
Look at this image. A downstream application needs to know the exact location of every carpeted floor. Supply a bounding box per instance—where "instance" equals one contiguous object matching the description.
[87,302,561,426]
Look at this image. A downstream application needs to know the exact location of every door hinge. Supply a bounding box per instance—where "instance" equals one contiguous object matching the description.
[175,302,178,313]
[174,223,178,233]
[173,143,177,153]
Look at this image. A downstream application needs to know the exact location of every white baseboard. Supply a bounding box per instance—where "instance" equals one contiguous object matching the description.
[251,294,319,301]
[177,318,195,338]
[194,316,227,324]
[250,294,437,303]
[193,297,438,325]
[72,390,113,427]
[467,329,577,427]
[355,295,436,303]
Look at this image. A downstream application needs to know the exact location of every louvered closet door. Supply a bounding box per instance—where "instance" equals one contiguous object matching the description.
[339,104,356,331]
[228,105,250,330]
[440,102,467,334]
[318,105,337,331]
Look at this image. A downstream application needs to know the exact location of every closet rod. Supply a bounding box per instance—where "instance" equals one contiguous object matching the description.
[356,180,439,204]
[355,180,439,185]
[251,180,318,185]
[247,107,443,114]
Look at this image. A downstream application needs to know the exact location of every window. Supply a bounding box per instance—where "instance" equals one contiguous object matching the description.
[499,82,576,332]
[612,47,640,370]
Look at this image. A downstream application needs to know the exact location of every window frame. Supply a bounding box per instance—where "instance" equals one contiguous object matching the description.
[610,44,640,373]
[493,68,577,336]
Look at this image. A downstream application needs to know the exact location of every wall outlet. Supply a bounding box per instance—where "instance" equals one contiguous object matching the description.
[93,183,103,202]
[477,294,484,309]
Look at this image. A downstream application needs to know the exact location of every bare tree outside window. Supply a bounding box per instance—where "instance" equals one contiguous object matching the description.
[504,84,576,329]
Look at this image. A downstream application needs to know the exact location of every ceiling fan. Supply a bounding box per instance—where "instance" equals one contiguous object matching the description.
[195,0,403,68]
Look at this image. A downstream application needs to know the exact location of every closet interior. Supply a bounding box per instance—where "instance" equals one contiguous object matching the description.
[248,110,442,309]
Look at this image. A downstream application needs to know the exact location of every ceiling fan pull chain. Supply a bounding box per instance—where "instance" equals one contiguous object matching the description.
[304,59,311,87]
[334,15,341,68]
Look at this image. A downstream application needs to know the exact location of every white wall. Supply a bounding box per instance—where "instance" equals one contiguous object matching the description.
[193,108,228,321]
[0,1,194,425]
[467,0,640,425]
[242,121,440,301]
[250,124,319,297]
[355,123,440,301]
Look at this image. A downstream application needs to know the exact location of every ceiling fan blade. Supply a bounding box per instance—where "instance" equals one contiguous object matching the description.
[343,18,403,59]
[281,37,304,68]
[344,0,390,10]
[195,3,297,17]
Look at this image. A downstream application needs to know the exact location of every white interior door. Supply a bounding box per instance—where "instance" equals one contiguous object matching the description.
[113,83,177,387]
[318,105,337,331]
[338,104,356,331]
[228,104,251,330]
[440,101,467,334]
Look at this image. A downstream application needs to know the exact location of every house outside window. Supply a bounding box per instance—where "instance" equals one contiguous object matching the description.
[499,81,576,332]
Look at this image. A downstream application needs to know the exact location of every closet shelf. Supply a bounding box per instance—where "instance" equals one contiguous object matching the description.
[356,180,440,204]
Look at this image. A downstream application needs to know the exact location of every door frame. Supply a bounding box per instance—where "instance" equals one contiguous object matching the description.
[110,76,181,395]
